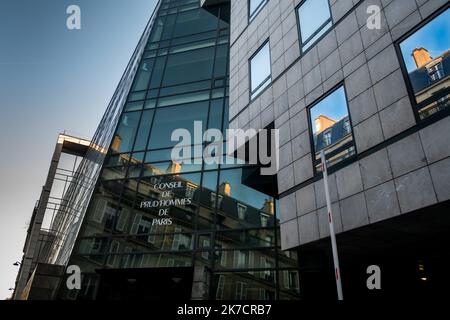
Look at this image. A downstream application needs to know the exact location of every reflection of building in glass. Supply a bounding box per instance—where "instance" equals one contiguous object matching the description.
[309,86,356,172]
[409,47,450,119]
[66,149,299,300]
[313,114,355,170]
[14,0,300,301]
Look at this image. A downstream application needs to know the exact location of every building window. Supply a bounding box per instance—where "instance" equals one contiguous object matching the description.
[234,250,247,268]
[260,213,270,227]
[283,270,300,292]
[343,119,351,135]
[428,62,445,82]
[250,41,271,100]
[172,228,191,251]
[115,208,129,232]
[185,184,197,199]
[211,192,223,209]
[398,7,450,121]
[91,198,106,223]
[235,282,247,300]
[323,129,332,146]
[237,203,247,220]
[309,85,355,172]
[297,0,332,52]
[249,0,268,21]
[216,275,225,299]
[259,289,275,300]
[106,241,120,267]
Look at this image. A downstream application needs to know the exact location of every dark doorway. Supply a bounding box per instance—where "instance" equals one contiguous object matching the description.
[96,267,194,300]
[298,200,450,299]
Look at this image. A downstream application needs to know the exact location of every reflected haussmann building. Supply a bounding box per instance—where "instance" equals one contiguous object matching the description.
[56,0,300,300]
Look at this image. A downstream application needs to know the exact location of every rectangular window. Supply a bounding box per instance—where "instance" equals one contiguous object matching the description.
[249,0,268,21]
[297,0,332,52]
[237,203,247,220]
[235,282,247,300]
[113,112,141,153]
[234,250,247,268]
[309,85,356,172]
[115,208,129,232]
[106,241,120,267]
[260,213,270,227]
[250,41,271,100]
[147,102,209,150]
[162,47,215,87]
[216,275,225,299]
[398,7,450,121]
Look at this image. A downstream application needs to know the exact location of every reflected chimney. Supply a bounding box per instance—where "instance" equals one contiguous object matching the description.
[167,161,182,174]
[412,47,432,68]
[111,135,122,152]
[219,182,231,196]
[262,199,274,215]
[314,115,336,134]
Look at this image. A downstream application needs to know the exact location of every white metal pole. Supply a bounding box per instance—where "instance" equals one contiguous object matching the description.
[320,150,344,300]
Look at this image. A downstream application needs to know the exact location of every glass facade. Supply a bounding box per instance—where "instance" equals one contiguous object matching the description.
[59,0,299,300]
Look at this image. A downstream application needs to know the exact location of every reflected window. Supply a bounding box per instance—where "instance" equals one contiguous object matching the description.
[106,241,120,267]
[172,228,192,251]
[323,129,332,146]
[249,0,268,21]
[113,112,141,153]
[173,9,219,38]
[116,208,129,232]
[297,0,332,52]
[91,198,106,223]
[235,282,247,300]
[147,102,208,150]
[163,47,215,86]
[309,86,355,172]
[234,250,247,268]
[217,168,275,229]
[237,203,247,220]
[130,214,152,235]
[132,59,154,92]
[185,183,197,199]
[216,275,225,299]
[134,110,154,151]
[250,42,271,99]
[210,192,224,209]
[399,8,450,120]
[260,213,270,227]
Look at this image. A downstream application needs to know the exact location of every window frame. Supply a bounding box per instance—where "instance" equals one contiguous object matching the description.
[295,0,333,55]
[249,40,272,101]
[395,3,450,125]
[248,0,269,22]
[306,82,357,175]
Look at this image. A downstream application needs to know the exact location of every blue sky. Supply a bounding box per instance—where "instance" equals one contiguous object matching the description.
[400,8,450,72]
[0,0,157,299]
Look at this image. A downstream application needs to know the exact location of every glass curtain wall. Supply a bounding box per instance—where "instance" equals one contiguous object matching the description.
[59,0,300,301]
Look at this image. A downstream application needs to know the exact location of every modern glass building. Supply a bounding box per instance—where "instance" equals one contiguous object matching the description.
[42,0,300,300]
[15,0,450,301]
